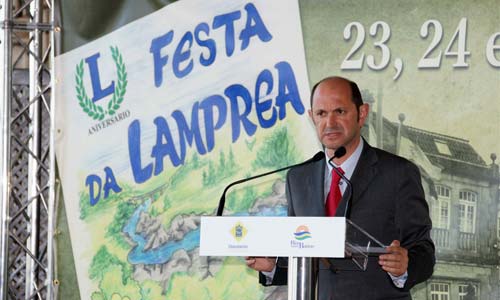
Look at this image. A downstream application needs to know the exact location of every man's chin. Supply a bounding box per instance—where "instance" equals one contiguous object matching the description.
[322,137,344,148]
[323,143,344,151]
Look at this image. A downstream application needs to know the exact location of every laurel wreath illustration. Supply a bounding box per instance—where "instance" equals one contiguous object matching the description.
[75,46,128,121]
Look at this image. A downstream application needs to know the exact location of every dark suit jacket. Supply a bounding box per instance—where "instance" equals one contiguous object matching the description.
[260,141,435,300]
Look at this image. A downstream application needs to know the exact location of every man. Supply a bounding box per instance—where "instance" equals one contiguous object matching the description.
[246,76,435,299]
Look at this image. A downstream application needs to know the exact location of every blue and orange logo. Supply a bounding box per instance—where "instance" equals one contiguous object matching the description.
[294,225,311,241]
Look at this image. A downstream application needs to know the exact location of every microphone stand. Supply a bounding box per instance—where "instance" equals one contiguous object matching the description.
[327,147,353,218]
[289,147,347,300]
[216,151,324,216]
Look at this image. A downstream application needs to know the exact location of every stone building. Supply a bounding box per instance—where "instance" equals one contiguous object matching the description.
[363,111,500,300]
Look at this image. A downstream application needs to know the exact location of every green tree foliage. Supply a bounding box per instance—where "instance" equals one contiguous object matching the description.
[171,151,208,187]
[202,170,208,186]
[191,152,200,169]
[150,205,159,217]
[106,201,136,248]
[139,280,164,300]
[162,194,171,212]
[245,137,256,151]
[93,265,141,300]
[91,292,105,300]
[226,191,238,212]
[202,149,239,187]
[226,173,258,213]
[243,186,257,207]
[79,185,132,220]
[217,150,226,177]
[207,161,216,185]
[79,191,92,220]
[202,159,220,187]
[252,126,299,171]
[171,163,190,187]
[232,186,257,213]
[89,246,131,285]
[79,190,109,220]
[228,147,237,172]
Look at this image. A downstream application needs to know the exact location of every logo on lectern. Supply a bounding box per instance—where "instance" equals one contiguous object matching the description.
[290,225,314,249]
[294,225,311,240]
[230,222,247,242]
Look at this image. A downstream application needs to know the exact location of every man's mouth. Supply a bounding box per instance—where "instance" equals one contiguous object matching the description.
[323,130,342,138]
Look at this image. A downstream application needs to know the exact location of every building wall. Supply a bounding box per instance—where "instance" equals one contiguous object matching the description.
[423,167,500,299]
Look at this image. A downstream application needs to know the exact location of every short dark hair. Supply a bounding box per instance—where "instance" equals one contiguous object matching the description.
[309,76,364,110]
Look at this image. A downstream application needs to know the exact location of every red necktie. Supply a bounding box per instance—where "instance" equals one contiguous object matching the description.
[325,167,344,216]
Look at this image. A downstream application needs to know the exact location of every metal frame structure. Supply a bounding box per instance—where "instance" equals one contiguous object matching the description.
[0,0,56,299]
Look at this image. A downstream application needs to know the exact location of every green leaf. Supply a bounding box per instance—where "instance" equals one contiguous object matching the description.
[77,61,84,76]
[113,104,120,110]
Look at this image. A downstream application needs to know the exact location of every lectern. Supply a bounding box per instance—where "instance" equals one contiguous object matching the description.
[199,216,386,300]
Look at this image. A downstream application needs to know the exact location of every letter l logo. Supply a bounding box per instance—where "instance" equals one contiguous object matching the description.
[85,52,115,103]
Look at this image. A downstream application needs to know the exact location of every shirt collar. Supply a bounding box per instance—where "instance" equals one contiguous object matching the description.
[325,138,364,180]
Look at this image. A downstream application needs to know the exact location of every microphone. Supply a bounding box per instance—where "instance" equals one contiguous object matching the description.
[327,146,354,218]
[216,151,325,216]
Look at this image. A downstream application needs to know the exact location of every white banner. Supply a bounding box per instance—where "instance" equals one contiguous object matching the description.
[55,0,314,298]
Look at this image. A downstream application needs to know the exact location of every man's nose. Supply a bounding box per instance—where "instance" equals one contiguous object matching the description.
[326,112,337,126]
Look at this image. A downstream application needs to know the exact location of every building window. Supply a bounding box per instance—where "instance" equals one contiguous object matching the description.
[430,282,450,300]
[433,186,450,229]
[435,139,452,155]
[459,283,478,300]
[459,190,477,233]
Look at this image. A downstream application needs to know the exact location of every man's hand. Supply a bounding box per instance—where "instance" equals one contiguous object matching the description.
[378,240,408,277]
[245,257,276,272]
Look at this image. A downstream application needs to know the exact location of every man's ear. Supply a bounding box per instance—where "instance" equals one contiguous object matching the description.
[358,103,369,126]
[308,109,314,123]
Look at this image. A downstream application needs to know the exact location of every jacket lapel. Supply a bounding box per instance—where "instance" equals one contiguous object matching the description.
[310,158,327,216]
[335,141,378,217]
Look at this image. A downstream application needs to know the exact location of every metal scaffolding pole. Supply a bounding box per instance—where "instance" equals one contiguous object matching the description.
[1,1,14,300]
[26,0,42,298]
[0,0,56,299]
[46,1,57,297]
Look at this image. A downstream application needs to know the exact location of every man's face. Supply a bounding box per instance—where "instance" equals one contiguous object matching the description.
[308,79,368,157]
